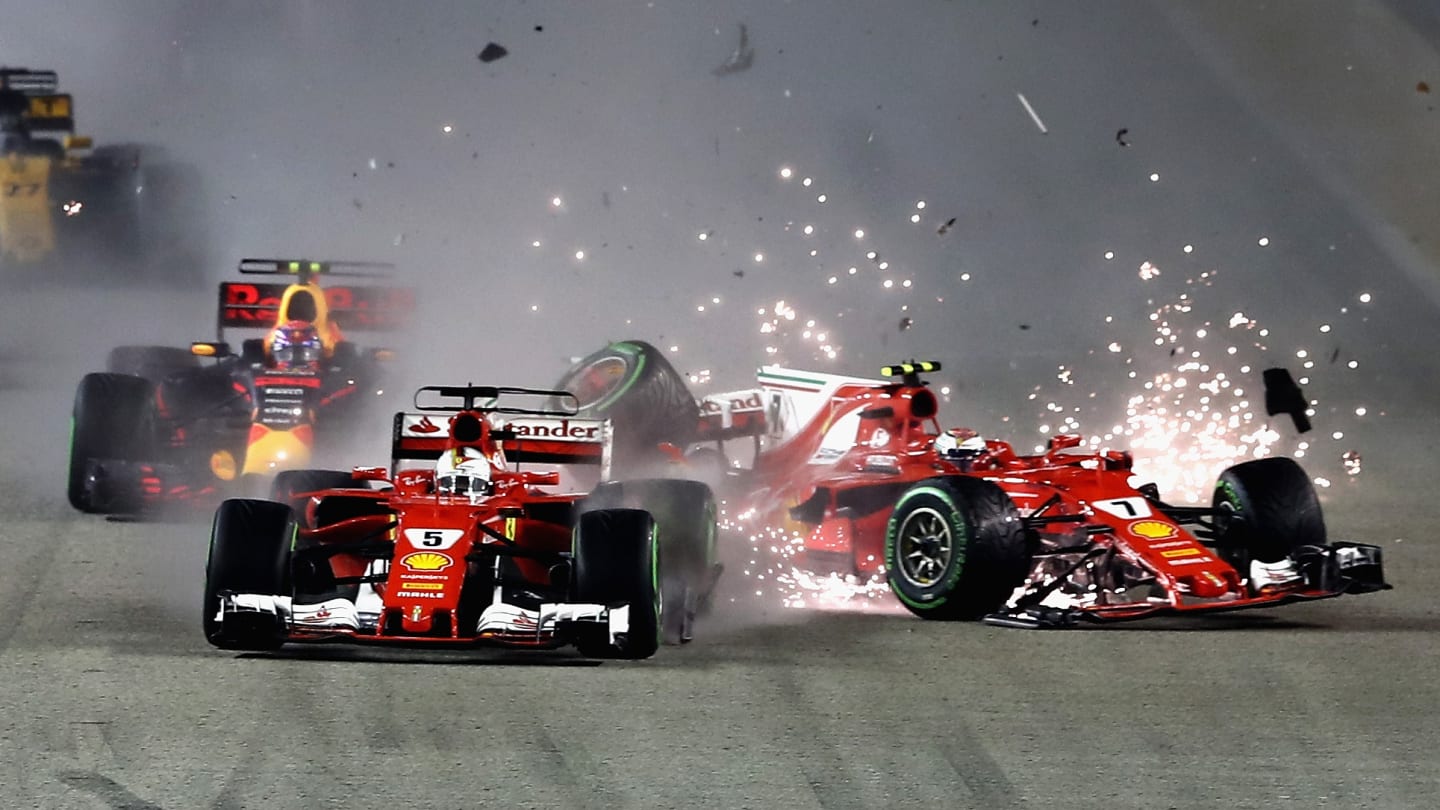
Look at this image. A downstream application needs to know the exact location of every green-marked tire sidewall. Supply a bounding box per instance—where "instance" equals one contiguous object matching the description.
[885,485,969,611]
[584,342,646,413]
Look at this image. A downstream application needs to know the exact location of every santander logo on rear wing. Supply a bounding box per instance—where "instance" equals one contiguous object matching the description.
[390,413,612,480]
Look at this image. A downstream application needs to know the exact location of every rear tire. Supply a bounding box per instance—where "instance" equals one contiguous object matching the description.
[572,508,661,659]
[585,478,717,644]
[555,340,699,470]
[67,373,154,513]
[1212,457,1326,569]
[884,476,1030,620]
[203,498,294,650]
[105,345,198,383]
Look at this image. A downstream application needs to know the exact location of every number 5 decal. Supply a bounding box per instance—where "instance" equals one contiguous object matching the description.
[402,528,463,550]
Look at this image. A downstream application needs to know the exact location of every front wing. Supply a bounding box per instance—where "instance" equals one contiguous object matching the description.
[983,541,1389,629]
[215,593,629,649]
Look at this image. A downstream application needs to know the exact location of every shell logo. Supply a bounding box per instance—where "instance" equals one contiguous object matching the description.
[1129,520,1178,540]
[400,552,454,572]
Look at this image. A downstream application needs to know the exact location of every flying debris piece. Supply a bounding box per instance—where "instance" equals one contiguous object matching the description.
[1018,323,1031,331]
[937,217,957,235]
[1329,347,1341,364]
[898,316,913,332]
[1262,367,1311,433]
[1116,128,1130,146]
[714,23,755,76]
[733,269,745,278]
[478,42,509,63]
[1419,81,1431,94]
[1342,450,1362,475]
[1016,92,1048,133]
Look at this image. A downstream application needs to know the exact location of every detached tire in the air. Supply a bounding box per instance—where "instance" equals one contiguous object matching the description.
[555,340,699,468]
[585,478,718,644]
[105,345,199,383]
[67,372,155,513]
[572,508,662,659]
[203,498,294,651]
[884,476,1030,620]
[1212,457,1326,568]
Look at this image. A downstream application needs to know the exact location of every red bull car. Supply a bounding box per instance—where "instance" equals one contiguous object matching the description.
[558,344,1389,627]
[67,258,412,515]
[204,385,719,657]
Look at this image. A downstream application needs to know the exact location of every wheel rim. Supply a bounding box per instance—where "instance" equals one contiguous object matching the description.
[571,357,628,407]
[895,506,953,588]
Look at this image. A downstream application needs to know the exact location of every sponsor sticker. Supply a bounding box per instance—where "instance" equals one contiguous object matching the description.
[1168,556,1215,566]
[1160,548,1203,559]
[399,581,444,591]
[397,591,444,599]
[399,551,454,572]
[1129,520,1178,540]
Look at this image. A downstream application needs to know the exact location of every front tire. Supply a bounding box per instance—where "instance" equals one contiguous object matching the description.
[203,498,294,650]
[105,345,198,383]
[572,508,662,659]
[585,479,718,644]
[1212,457,1326,569]
[68,373,154,513]
[884,476,1029,620]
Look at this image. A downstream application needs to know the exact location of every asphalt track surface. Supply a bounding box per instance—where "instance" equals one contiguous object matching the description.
[1,300,1437,810]
[4,3,1440,809]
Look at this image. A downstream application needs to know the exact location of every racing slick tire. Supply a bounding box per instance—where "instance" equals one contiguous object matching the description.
[67,372,155,513]
[1212,457,1326,569]
[270,469,358,502]
[585,479,718,644]
[104,345,199,383]
[571,508,662,660]
[203,498,294,651]
[884,476,1030,620]
[554,340,699,470]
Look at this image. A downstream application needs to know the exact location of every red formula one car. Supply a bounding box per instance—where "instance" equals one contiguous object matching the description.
[557,344,1388,628]
[203,385,718,657]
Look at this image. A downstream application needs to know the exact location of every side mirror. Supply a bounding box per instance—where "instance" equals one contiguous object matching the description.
[190,341,232,358]
[351,466,389,482]
[1047,433,1083,452]
[520,471,561,487]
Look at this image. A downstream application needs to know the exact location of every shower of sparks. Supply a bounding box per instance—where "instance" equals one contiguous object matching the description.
[719,503,899,612]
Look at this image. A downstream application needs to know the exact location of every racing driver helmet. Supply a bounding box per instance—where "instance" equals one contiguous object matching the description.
[435,447,494,498]
[270,320,323,371]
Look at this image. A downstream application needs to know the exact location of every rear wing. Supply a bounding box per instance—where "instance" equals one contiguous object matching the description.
[391,413,612,479]
[695,388,769,442]
[218,259,411,333]
[756,365,887,444]
[1,69,72,133]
